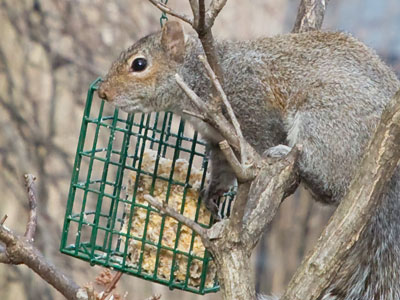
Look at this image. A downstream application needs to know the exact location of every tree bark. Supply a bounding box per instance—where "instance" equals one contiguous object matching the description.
[293,0,329,33]
[212,248,255,300]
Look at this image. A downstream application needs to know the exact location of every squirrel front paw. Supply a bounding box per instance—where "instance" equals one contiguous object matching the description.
[201,182,230,221]
[201,186,226,221]
[263,144,292,158]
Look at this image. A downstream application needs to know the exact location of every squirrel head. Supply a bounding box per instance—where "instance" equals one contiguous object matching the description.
[98,21,186,112]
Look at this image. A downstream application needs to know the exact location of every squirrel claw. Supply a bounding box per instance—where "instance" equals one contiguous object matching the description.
[201,187,228,221]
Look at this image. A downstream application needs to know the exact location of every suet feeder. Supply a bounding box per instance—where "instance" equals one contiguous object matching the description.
[60,78,235,294]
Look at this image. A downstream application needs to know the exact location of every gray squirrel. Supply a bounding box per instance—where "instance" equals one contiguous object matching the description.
[98,21,400,300]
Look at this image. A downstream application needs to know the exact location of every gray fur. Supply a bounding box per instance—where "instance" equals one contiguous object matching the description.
[257,294,279,300]
[263,145,292,158]
[99,25,400,299]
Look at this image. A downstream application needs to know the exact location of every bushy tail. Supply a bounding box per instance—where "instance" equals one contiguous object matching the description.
[258,167,400,300]
[319,167,400,300]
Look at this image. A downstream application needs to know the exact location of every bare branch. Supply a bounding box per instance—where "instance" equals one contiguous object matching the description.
[0,215,7,225]
[0,224,80,299]
[219,141,254,181]
[0,241,10,263]
[198,54,238,127]
[244,147,300,249]
[175,73,242,153]
[189,0,200,28]
[143,194,210,245]
[198,0,206,32]
[0,253,10,263]
[0,173,80,299]
[147,0,193,25]
[206,0,228,27]
[292,0,329,33]
[81,285,96,300]
[199,55,252,166]
[175,74,209,113]
[144,295,161,300]
[188,1,224,82]
[182,109,207,121]
[100,271,123,300]
[23,174,38,242]
[227,182,252,238]
[281,90,400,300]
[198,30,224,83]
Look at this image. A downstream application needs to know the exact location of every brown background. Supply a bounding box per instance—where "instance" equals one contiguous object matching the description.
[0,0,399,299]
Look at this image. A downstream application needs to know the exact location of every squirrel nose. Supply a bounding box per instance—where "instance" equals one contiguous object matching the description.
[97,84,113,102]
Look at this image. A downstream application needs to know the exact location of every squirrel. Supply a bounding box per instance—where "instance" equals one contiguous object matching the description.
[98,21,400,300]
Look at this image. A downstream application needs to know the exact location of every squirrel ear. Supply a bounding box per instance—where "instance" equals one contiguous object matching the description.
[161,21,185,63]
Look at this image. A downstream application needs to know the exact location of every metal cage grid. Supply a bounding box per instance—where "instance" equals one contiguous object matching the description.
[60,78,233,294]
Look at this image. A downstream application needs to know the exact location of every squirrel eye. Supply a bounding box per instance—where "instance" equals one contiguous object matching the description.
[131,57,147,72]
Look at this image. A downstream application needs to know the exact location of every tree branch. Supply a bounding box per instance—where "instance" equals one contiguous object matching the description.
[147,0,193,25]
[198,0,206,32]
[195,0,226,81]
[143,194,210,245]
[0,215,7,225]
[0,241,10,263]
[23,174,38,242]
[206,0,228,27]
[199,55,254,169]
[219,141,250,182]
[244,147,300,249]
[0,224,80,299]
[227,182,251,238]
[292,0,329,33]
[0,175,80,299]
[100,271,123,300]
[175,73,260,181]
[182,109,207,121]
[189,0,200,28]
[175,74,241,152]
[281,89,400,300]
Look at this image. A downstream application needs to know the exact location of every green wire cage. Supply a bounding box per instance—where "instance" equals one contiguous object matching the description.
[60,78,234,294]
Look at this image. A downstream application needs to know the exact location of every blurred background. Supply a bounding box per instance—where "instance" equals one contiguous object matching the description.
[0,0,399,299]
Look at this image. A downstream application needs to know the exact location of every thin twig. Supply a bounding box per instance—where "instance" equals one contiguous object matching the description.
[189,0,199,28]
[198,0,206,32]
[175,73,242,153]
[23,174,38,242]
[182,109,207,121]
[199,55,251,166]
[144,295,162,300]
[198,55,239,132]
[0,253,11,263]
[0,173,80,299]
[143,194,209,244]
[189,0,224,82]
[147,0,193,25]
[206,0,228,27]
[175,74,209,114]
[219,141,253,181]
[0,215,7,225]
[292,0,329,33]
[0,224,80,299]
[83,285,96,300]
[100,271,123,300]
